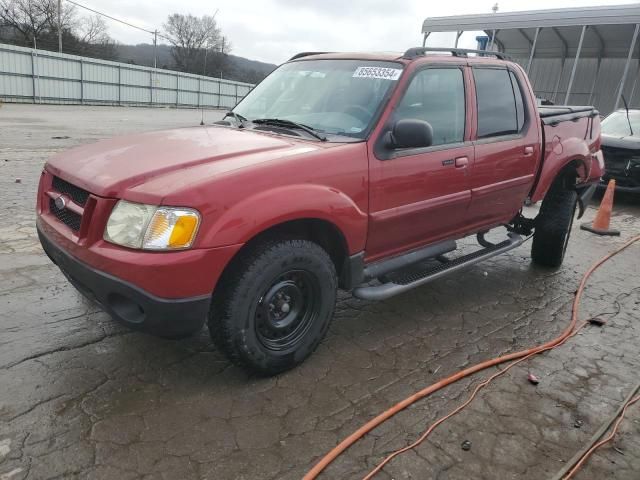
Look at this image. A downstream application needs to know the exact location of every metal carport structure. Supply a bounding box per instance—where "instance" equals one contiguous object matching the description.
[421,4,640,114]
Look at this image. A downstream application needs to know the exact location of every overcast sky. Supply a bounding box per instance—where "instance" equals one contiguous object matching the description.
[96,0,636,65]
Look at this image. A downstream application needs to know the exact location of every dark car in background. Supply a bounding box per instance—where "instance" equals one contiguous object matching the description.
[600,109,640,194]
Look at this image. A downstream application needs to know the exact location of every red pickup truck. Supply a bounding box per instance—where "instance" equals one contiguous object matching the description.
[37,48,604,375]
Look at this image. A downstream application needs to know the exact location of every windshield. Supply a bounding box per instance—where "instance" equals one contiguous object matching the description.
[233,59,404,140]
[601,111,640,137]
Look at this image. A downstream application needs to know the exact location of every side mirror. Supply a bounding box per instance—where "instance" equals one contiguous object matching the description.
[388,119,433,149]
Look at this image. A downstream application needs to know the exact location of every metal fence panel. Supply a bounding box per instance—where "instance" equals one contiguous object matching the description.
[0,43,255,108]
[1,73,31,97]
[121,68,149,88]
[180,77,198,91]
[201,92,220,107]
[179,91,198,106]
[121,85,151,104]
[84,82,118,102]
[515,54,639,113]
[83,62,118,83]
[0,48,31,75]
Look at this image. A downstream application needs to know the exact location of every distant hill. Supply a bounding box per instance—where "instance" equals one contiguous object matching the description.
[116,43,276,84]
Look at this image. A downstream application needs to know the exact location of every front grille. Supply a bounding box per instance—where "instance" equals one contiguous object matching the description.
[52,176,90,206]
[50,198,82,231]
[602,147,640,187]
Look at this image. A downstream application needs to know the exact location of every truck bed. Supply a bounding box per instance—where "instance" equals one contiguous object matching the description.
[529,104,603,202]
[539,105,599,125]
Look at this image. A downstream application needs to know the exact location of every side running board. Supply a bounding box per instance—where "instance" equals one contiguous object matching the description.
[353,233,524,301]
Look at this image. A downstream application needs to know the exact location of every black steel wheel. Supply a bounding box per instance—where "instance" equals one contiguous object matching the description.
[255,270,320,352]
[209,239,337,375]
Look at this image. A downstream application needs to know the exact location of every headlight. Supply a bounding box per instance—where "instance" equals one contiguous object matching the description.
[104,200,200,250]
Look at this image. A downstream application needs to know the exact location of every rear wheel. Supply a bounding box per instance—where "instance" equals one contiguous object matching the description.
[531,178,578,268]
[209,239,337,375]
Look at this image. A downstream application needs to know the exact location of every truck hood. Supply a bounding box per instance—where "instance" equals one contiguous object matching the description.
[601,133,640,150]
[45,126,324,198]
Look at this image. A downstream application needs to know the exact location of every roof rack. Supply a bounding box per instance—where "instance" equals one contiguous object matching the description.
[288,51,331,61]
[402,47,510,61]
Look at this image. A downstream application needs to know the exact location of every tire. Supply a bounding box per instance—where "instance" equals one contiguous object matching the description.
[531,178,578,268]
[209,239,337,375]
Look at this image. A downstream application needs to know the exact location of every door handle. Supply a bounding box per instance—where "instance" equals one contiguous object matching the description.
[524,146,535,156]
[455,156,469,168]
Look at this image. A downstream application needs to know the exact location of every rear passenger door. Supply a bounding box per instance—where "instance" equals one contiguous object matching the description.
[367,66,474,260]
[468,67,540,227]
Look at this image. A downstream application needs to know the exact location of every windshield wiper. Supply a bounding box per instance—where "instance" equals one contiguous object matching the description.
[252,118,327,141]
[222,111,248,128]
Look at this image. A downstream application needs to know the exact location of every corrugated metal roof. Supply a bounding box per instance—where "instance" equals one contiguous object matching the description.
[422,4,640,59]
[422,4,640,33]
[421,5,640,113]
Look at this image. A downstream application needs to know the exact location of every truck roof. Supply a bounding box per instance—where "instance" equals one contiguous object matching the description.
[288,48,512,65]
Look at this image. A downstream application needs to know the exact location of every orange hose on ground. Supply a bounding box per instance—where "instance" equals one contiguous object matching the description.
[303,234,640,480]
[362,321,588,480]
[562,394,640,479]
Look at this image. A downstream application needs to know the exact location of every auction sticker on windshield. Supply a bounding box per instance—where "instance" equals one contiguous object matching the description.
[353,66,402,80]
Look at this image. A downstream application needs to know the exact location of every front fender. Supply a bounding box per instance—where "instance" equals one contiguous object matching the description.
[198,184,368,254]
[530,137,592,203]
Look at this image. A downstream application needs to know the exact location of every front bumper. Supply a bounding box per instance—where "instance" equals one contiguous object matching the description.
[38,226,211,337]
[597,179,640,193]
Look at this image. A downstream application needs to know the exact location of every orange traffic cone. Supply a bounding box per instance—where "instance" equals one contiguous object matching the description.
[580,179,620,236]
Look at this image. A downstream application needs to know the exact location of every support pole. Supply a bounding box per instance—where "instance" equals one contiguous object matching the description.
[564,25,586,105]
[526,27,540,75]
[587,56,602,106]
[489,29,496,50]
[551,28,568,104]
[588,26,605,106]
[203,48,208,75]
[80,59,84,105]
[57,0,62,53]
[454,31,463,48]
[552,57,566,103]
[422,32,430,47]
[31,51,36,104]
[117,65,121,106]
[615,23,640,111]
[628,63,640,107]
[153,30,158,69]
[33,38,41,104]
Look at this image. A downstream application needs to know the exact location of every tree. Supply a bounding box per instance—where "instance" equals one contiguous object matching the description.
[78,14,108,44]
[0,0,75,46]
[163,13,228,74]
[75,14,117,59]
[0,0,117,60]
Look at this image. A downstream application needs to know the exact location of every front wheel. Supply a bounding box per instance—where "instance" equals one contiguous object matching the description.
[209,239,337,375]
[531,179,578,268]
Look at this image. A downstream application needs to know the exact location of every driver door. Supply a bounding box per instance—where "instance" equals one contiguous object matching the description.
[366,66,473,261]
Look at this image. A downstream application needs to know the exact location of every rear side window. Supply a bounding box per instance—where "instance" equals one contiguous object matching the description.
[510,71,526,131]
[395,68,465,146]
[474,68,525,138]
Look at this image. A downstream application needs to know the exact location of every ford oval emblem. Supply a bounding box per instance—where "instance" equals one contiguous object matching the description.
[54,195,66,210]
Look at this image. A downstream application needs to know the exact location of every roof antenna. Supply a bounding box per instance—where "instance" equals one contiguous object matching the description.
[622,95,634,136]
[492,3,499,13]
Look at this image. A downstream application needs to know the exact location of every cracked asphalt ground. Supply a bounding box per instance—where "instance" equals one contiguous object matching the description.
[1,104,640,480]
